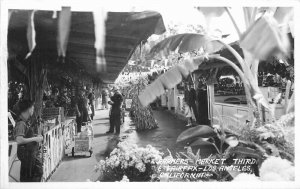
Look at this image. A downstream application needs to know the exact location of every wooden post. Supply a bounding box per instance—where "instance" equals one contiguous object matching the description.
[207,84,215,126]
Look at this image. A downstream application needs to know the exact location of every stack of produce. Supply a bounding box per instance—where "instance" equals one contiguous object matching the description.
[121,76,158,131]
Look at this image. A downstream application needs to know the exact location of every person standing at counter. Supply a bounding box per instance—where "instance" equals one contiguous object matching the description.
[101,88,108,109]
[14,100,43,182]
[197,81,210,125]
[88,88,95,120]
[184,84,193,127]
[189,84,198,123]
[106,87,123,135]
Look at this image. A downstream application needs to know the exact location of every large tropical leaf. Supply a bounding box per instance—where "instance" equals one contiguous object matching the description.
[176,125,216,143]
[189,138,215,147]
[273,7,294,25]
[149,33,224,58]
[240,14,290,60]
[138,56,206,106]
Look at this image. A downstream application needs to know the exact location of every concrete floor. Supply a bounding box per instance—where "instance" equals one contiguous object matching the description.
[49,109,126,182]
[49,109,213,182]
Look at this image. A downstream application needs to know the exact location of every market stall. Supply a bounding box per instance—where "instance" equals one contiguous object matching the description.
[8,107,77,182]
[6,7,166,182]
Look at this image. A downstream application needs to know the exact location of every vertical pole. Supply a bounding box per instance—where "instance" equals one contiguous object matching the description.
[207,84,215,126]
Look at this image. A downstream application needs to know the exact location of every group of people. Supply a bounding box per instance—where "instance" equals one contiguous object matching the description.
[13,85,124,182]
[75,86,123,135]
[184,80,210,127]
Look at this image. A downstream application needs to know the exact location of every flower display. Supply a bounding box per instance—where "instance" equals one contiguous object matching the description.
[233,156,294,181]
[95,141,163,181]
[118,175,130,182]
[259,156,294,181]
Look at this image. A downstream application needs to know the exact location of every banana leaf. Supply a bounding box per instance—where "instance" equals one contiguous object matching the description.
[176,125,216,143]
[240,15,290,60]
[138,56,205,107]
[273,7,294,25]
[149,33,224,58]
[224,136,239,147]
[189,138,215,147]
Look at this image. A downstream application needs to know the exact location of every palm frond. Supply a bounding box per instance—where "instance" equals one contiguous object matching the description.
[149,33,224,58]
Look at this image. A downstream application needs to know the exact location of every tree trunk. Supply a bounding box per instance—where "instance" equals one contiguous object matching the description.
[28,52,47,119]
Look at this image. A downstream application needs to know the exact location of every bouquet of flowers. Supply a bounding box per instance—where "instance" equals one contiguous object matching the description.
[95,141,163,182]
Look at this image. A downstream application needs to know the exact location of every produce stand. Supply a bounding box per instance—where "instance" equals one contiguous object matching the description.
[63,118,76,155]
[41,107,65,181]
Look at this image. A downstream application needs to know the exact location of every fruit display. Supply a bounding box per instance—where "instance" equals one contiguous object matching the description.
[121,76,158,131]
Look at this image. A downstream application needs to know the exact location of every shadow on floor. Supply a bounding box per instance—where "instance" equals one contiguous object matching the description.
[94,133,110,138]
[62,155,92,161]
[93,117,109,121]
[93,122,109,127]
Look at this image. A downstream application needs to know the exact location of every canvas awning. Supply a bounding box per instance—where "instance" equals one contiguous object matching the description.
[8,10,166,83]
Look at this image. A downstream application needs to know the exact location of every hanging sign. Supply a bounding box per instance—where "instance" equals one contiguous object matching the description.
[125,99,132,110]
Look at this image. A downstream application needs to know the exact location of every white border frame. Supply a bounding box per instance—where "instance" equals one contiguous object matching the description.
[1,0,300,189]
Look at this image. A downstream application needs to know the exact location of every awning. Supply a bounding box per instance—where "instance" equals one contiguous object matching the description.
[8,10,166,83]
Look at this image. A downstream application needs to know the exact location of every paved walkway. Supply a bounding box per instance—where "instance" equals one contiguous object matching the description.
[49,109,213,182]
[49,109,131,182]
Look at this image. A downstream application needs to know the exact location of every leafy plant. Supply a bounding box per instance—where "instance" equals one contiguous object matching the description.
[139,7,294,128]
[176,119,267,180]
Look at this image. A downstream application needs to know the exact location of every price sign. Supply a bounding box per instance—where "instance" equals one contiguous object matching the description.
[125,99,132,109]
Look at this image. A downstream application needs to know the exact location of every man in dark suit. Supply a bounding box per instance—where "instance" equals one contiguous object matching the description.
[106,87,123,135]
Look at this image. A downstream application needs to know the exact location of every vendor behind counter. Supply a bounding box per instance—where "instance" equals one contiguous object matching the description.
[14,100,44,182]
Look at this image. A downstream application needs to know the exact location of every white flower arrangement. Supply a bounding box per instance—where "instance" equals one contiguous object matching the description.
[259,156,294,181]
[95,141,163,181]
[117,175,130,182]
[233,156,295,181]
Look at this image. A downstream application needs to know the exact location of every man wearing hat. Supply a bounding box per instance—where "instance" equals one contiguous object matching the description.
[106,86,123,134]
[75,87,90,133]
